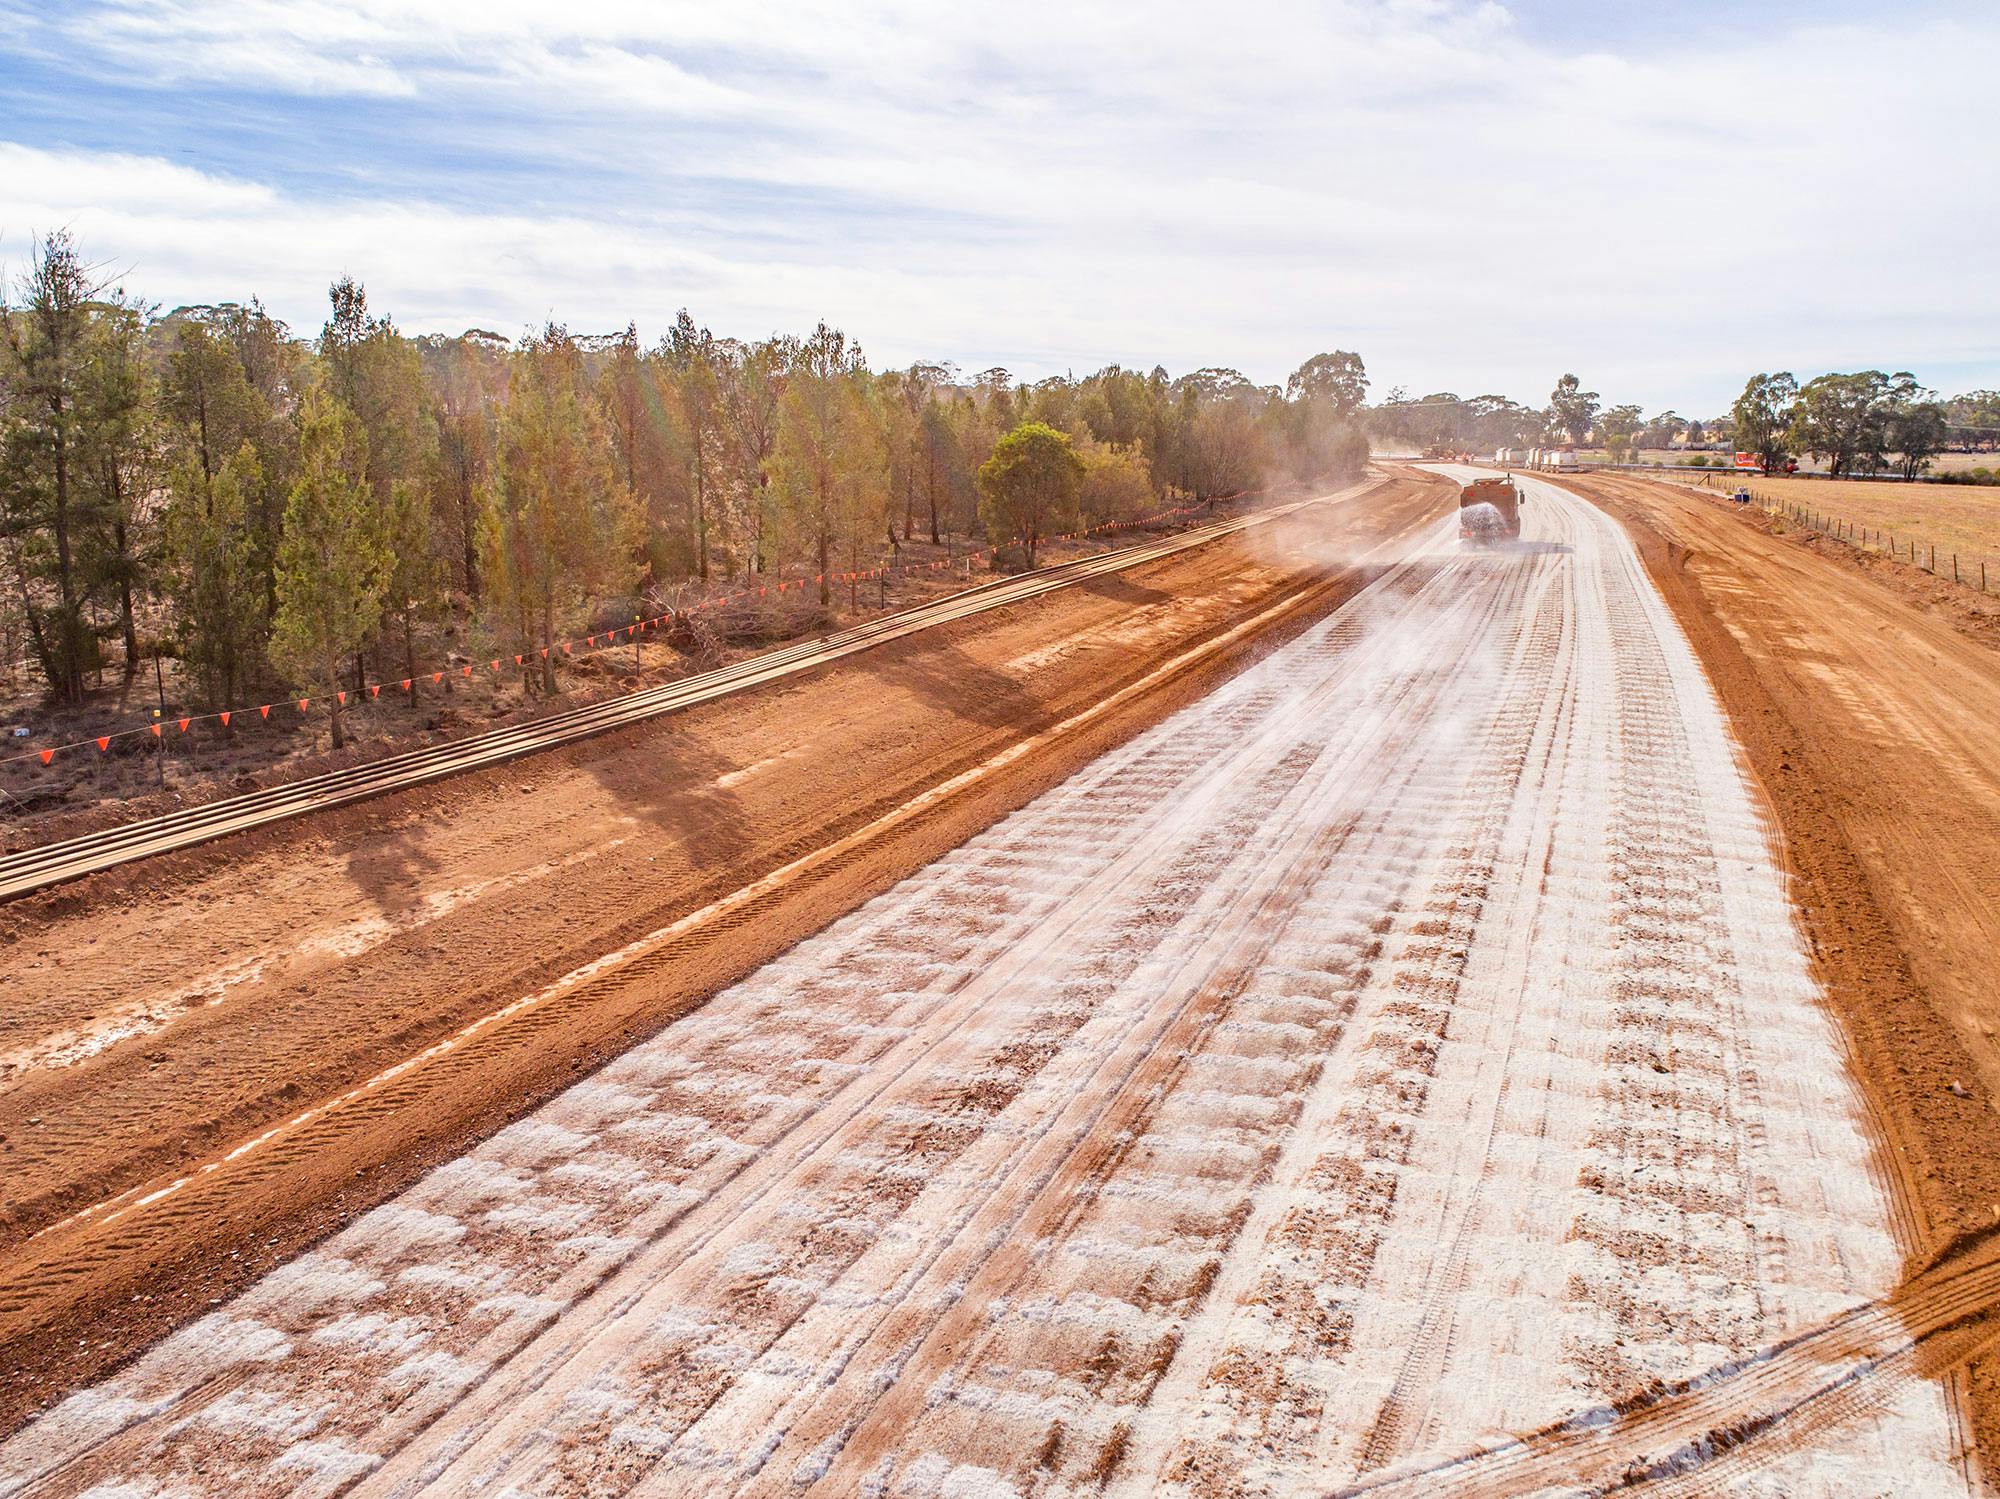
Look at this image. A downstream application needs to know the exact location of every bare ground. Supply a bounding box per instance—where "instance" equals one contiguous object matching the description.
[0,472,1447,1434]
[0,469,1971,1495]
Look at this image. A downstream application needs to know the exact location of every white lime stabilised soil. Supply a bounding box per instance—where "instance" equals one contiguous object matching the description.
[0,471,1964,1497]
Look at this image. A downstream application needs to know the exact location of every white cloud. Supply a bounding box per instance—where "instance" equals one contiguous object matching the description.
[3,1,1997,410]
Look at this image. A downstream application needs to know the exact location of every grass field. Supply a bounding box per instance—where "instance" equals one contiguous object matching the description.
[1584,449,2000,478]
[1678,470,2000,575]
[1924,452,2000,476]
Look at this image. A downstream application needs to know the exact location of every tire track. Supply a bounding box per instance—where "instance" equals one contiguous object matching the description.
[1338,1229,2000,1498]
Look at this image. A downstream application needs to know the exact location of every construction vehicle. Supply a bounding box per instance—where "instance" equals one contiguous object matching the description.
[1734,451,1799,474]
[1459,475,1522,545]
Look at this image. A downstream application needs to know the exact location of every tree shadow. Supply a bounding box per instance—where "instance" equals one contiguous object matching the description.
[1073,573,1173,607]
[333,714,760,921]
[863,631,1045,732]
[341,816,449,919]
[570,723,759,874]
[328,597,1105,922]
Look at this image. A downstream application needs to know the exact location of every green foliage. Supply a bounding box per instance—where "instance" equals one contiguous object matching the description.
[322,277,436,501]
[1286,351,1369,417]
[1731,373,1798,470]
[776,322,880,605]
[978,422,1084,566]
[1788,371,1893,477]
[1370,392,1541,457]
[2,230,1383,720]
[1883,376,1948,480]
[1600,403,1644,464]
[481,325,640,690]
[162,320,269,485]
[270,385,387,748]
[1547,374,1600,447]
[0,230,110,701]
[75,292,156,670]
[164,442,270,706]
[1075,439,1153,525]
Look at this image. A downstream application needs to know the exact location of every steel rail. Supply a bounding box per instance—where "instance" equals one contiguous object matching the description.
[0,488,1368,902]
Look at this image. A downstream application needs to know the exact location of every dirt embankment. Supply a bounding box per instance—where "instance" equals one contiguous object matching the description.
[1573,472,2000,1476]
[0,470,1449,1431]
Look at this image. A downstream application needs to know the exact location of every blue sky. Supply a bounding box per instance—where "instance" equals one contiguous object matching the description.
[2,0,1995,415]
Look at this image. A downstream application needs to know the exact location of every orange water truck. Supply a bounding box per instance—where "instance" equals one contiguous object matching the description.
[1458,476,1522,545]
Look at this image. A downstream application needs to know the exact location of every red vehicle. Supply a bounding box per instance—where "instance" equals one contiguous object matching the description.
[1734,451,1799,474]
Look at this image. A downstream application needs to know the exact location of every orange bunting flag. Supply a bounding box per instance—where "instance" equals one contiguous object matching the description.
[336,692,346,706]
[431,672,443,684]
[540,648,548,658]
[490,659,500,671]
[562,643,572,654]
[219,711,231,726]
[38,748,54,765]
[260,703,271,719]
[369,684,381,697]
[299,698,310,711]
[400,679,412,691]
[462,664,472,677]
[513,653,523,666]
[96,736,110,752]
[178,717,191,732]
[151,723,164,737]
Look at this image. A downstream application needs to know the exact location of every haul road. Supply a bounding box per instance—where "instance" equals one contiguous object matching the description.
[0,468,1977,1495]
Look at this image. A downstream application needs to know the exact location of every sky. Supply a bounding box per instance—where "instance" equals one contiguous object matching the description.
[1,0,1995,416]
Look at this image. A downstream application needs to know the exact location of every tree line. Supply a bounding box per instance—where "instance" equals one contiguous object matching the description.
[0,231,1370,739]
[1368,374,1668,456]
[1372,372,1995,479]
[1728,372,1985,479]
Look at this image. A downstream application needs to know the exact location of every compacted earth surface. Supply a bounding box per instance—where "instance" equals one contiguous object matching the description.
[0,473,1445,1425]
[3,470,1991,1495]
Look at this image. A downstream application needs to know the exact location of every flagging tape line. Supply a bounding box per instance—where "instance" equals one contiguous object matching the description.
[0,491,1252,770]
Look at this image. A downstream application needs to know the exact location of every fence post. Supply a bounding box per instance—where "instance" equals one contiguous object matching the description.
[1953,554,1959,584]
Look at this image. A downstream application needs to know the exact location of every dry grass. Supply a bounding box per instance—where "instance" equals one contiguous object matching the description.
[1677,471,2000,570]
[1925,452,2000,476]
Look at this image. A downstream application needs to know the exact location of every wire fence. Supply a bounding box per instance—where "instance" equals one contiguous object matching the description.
[1720,484,1997,595]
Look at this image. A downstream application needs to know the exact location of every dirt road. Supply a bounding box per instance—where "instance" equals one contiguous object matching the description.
[0,474,1446,1426]
[1,472,1963,1495]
